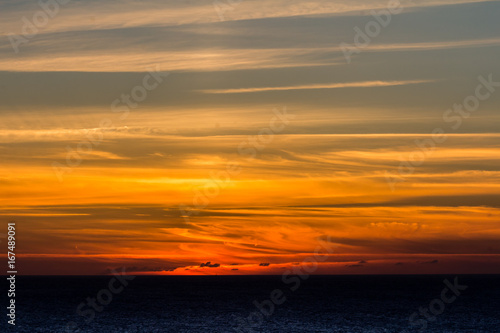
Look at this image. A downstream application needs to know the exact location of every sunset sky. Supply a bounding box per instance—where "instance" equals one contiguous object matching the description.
[1,0,499,275]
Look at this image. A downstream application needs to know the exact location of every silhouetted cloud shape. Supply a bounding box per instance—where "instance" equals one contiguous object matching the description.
[200,262,220,268]
[259,263,270,266]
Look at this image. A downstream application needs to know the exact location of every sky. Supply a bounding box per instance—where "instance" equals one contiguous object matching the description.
[0,0,499,275]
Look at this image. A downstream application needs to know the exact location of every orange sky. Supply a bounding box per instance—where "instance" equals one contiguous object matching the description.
[1,0,499,275]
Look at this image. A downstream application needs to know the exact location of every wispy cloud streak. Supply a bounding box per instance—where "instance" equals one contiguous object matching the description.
[201,80,435,94]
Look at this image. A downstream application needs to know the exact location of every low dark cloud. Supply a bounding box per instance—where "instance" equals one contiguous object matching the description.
[200,262,220,268]
[259,263,270,266]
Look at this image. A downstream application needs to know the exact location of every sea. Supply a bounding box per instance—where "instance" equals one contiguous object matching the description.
[2,275,499,332]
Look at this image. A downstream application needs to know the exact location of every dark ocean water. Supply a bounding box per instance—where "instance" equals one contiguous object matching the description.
[2,275,499,332]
